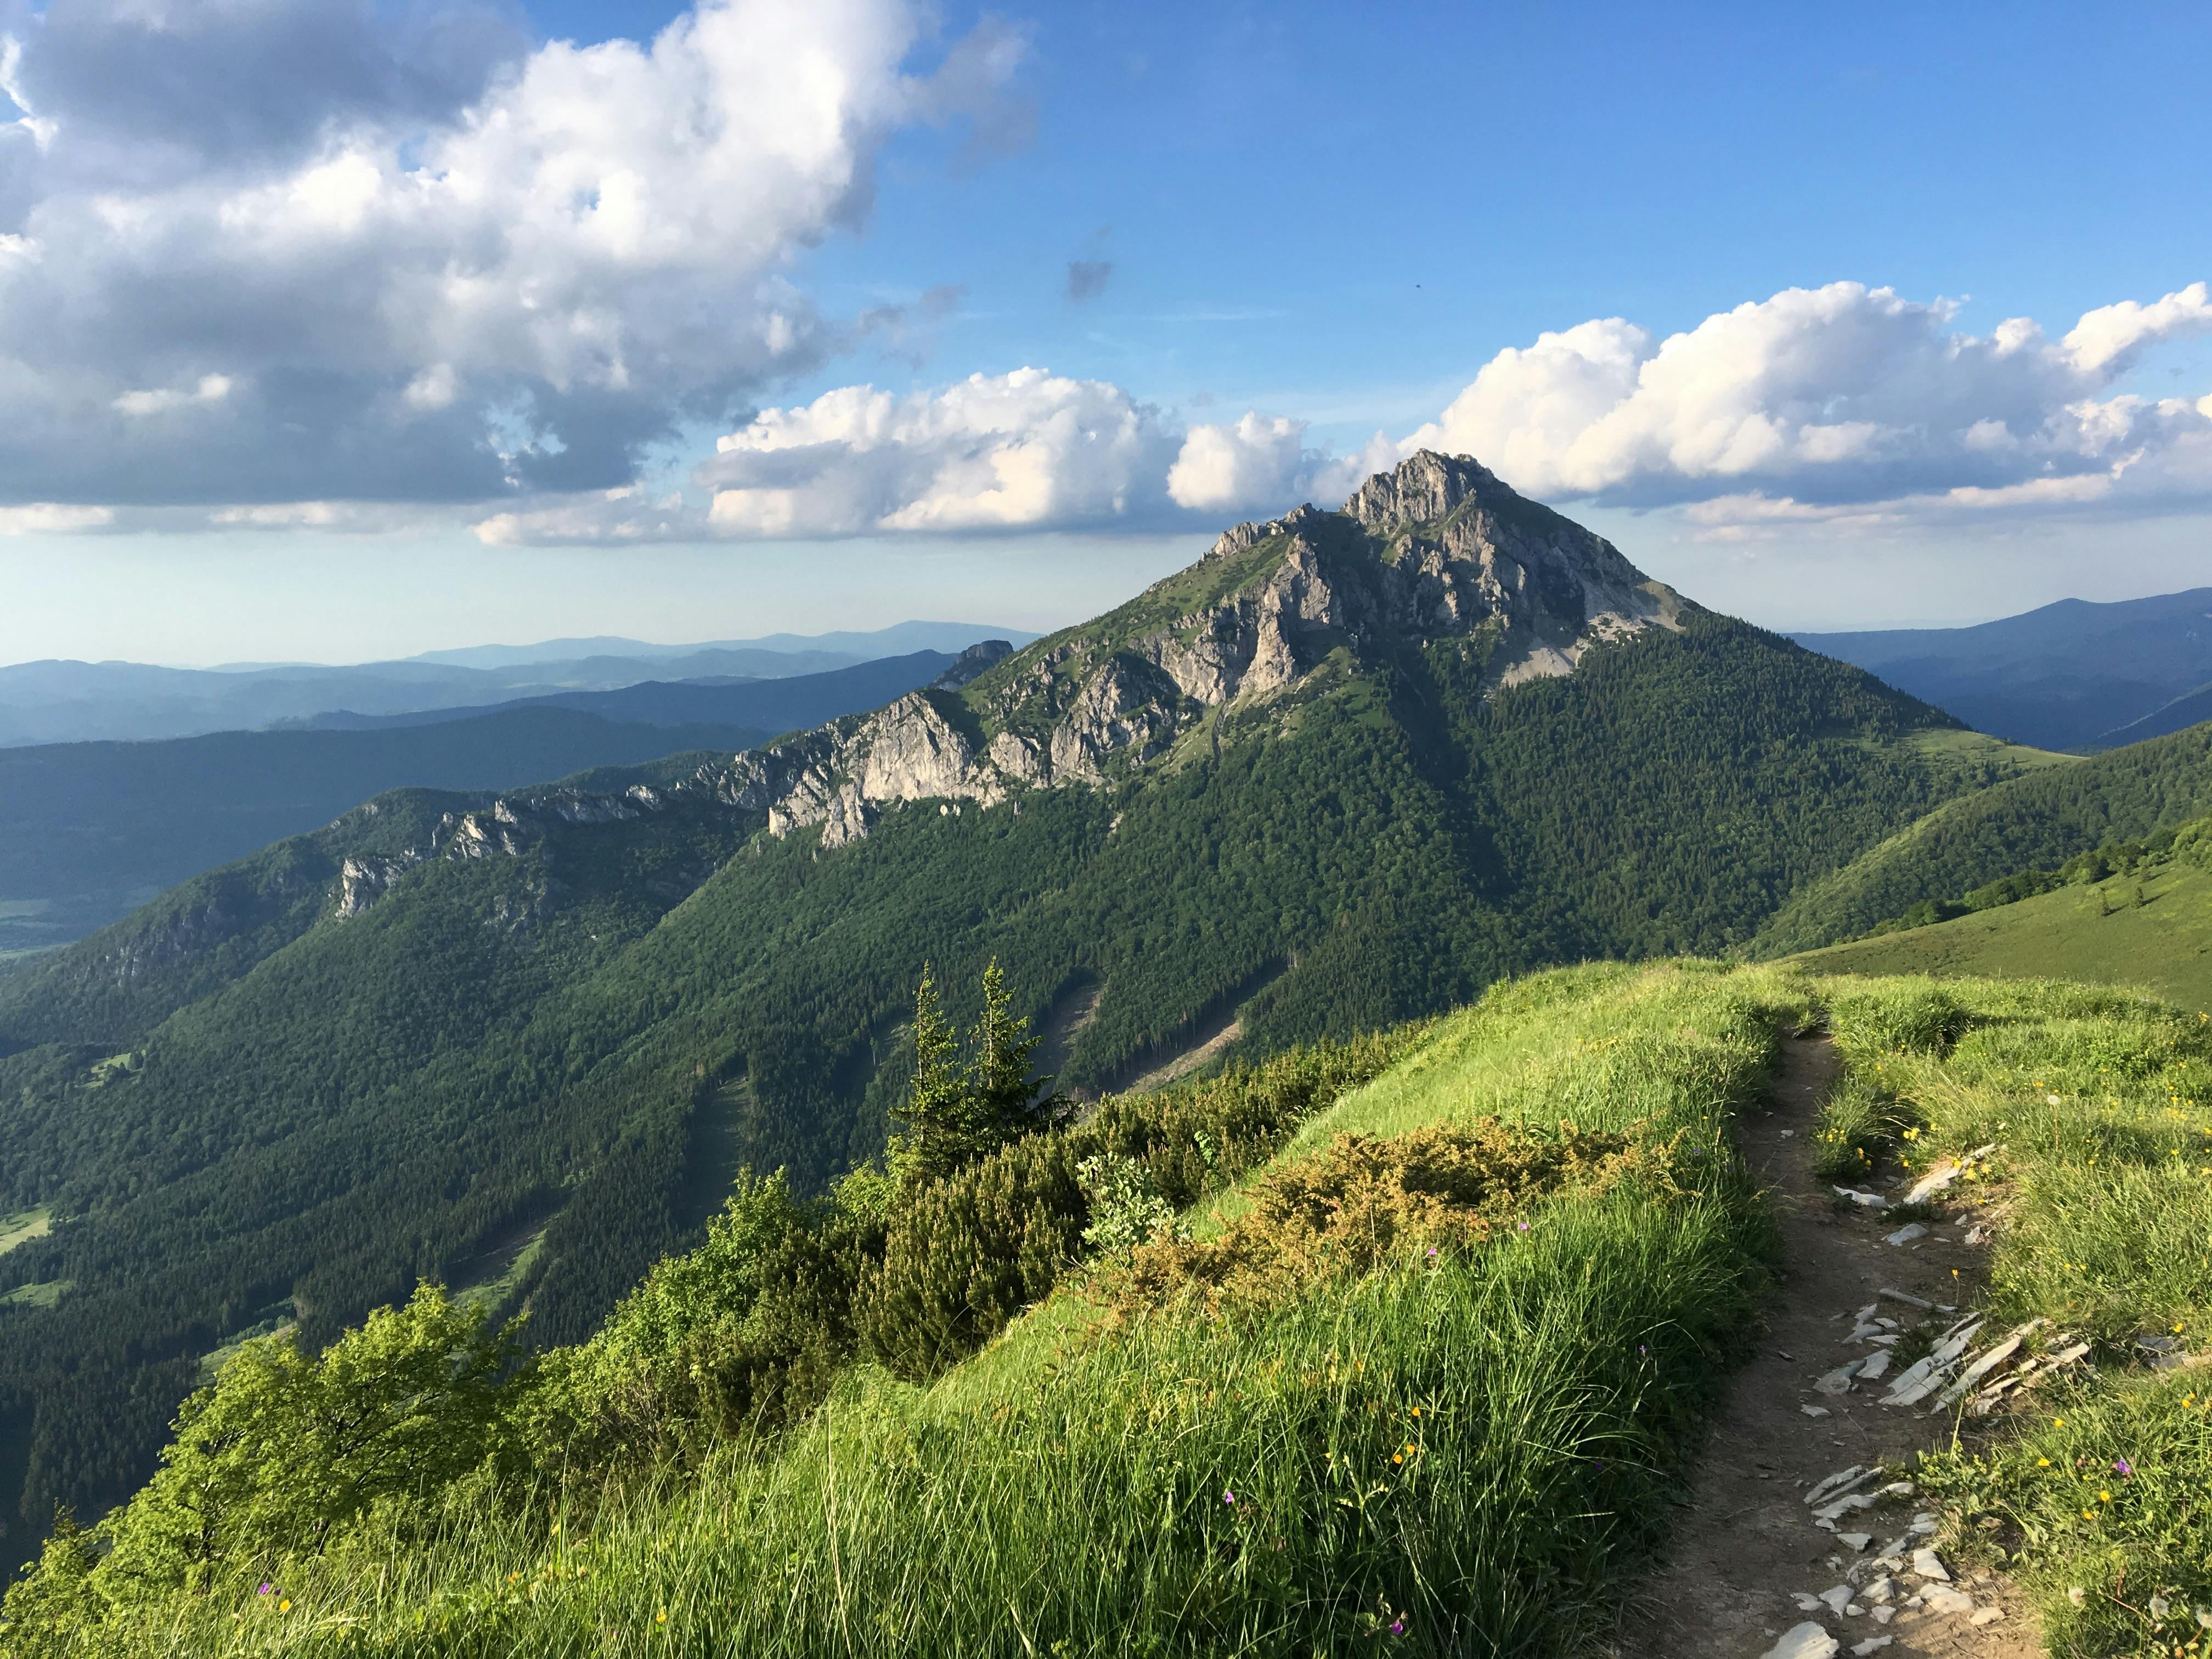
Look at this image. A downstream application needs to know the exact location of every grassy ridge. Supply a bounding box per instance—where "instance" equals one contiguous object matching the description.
[1793,821,2212,1015]
[3,963,1813,1657]
[1810,975,2212,1656]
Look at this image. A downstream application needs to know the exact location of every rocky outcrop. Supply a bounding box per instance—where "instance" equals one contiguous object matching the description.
[335,855,414,918]
[930,639,1015,690]
[409,453,1687,861]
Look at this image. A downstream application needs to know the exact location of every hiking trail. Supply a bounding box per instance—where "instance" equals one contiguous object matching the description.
[1632,1031,2041,1659]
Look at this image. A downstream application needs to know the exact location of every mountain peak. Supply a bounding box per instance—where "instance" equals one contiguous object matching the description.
[1340,449,1511,534]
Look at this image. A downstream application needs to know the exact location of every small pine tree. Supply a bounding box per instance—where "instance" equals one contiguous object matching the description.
[890,965,990,1188]
[969,958,1052,1141]
[890,961,1052,1189]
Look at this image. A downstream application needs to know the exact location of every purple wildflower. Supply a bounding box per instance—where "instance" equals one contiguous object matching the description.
[1517,1221,1529,1231]
[1223,1488,1236,1506]
[258,1584,273,1595]
[1390,1617,1405,1635]
[2114,1457,2133,1475]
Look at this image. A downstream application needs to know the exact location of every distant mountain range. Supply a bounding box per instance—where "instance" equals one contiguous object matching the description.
[298,650,981,736]
[0,652,983,958]
[0,622,1037,746]
[1793,588,2212,751]
[403,622,1026,671]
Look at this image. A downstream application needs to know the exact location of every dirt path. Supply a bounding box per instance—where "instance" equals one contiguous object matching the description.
[1630,1033,2041,1659]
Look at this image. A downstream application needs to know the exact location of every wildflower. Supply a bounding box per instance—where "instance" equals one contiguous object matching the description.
[1390,1617,1405,1635]
[2100,1490,2111,1503]
[279,1600,291,1613]
[1223,1488,1236,1506]
[1517,1221,1529,1231]
[258,1584,272,1596]
[657,1610,667,1625]
[2114,1458,2133,1475]
[2038,1458,2051,1467]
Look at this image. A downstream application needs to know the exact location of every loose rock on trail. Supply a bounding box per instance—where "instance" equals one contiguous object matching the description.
[1628,1033,2041,1659]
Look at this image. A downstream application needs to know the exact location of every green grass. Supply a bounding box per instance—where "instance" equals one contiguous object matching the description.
[18,963,1814,1658]
[1,1279,71,1308]
[1810,974,2212,1656]
[1901,726,2081,781]
[1794,860,2212,1015]
[0,1210,49,1258]
[454,1229,548,1318]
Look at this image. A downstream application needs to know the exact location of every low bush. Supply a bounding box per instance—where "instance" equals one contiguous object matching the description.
[1108,1120,1666,1317]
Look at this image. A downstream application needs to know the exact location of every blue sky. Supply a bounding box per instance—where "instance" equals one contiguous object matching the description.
[1,0,2207,663]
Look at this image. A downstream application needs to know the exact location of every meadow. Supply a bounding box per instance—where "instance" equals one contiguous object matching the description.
[1810,973,2212,1657]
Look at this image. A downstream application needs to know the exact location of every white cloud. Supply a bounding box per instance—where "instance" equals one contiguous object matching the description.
[0,502,110,533]
[0,0,1029,506]
[1407,281,2212,524]
[1166,413,1396,516]
[112,373,232,416]
[698,367,1181,536]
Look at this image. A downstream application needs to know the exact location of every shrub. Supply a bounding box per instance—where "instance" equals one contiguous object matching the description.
[85,1285,512,1607]
[854,1133,1087,1380]
[1108,1120,1667,1317]
[1076,1151,1180,1258]
[523,1170,877,1474]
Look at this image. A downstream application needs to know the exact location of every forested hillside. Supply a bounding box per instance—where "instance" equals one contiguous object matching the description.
[1752,720,2212,955]
[0,453,2004,1546]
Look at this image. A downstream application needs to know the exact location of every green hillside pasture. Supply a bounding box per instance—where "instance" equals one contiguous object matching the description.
[1812,975,2212,1657]
[1793,859,2212,1015]
[1754,720,2212,956]
[55,963,1812,1659]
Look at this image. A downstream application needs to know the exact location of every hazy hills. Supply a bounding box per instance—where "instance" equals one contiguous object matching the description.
[0,622,1035,746]
[0,451,2035,1532]
[0,652,984,960]
[1793,586,2212,750]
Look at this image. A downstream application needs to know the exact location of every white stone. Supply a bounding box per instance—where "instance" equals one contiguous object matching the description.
[1793,1594,1826,1612]
[1838,1532,1872,1552]
[1884,1223,1929,1246]
[1802,1406,1831,1418]
[1762,1623,1841,1659]
[1922,1585,1976,1616]
[1911,1547,1951,1581]
[1819,1585,1853,1615]
[1851,1639,1895,1656]
[1969,1607,2005,1626]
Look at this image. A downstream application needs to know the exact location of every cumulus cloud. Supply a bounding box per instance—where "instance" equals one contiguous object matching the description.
[0,0,1028,507]
[1406,280,2212,524]
[478,369,1403,543]
[0,501,109,534]
[1166,413,1393,514]
[701,368,1178,535]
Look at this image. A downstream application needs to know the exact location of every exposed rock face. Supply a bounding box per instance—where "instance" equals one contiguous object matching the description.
[335,855,413,918]
[409,452,1687,864]
[930,638,1015,690]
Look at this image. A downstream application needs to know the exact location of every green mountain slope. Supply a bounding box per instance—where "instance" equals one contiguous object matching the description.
[1751,720,2212,956]
[0,453,1989,1539]
[1790,815,2212,1011]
